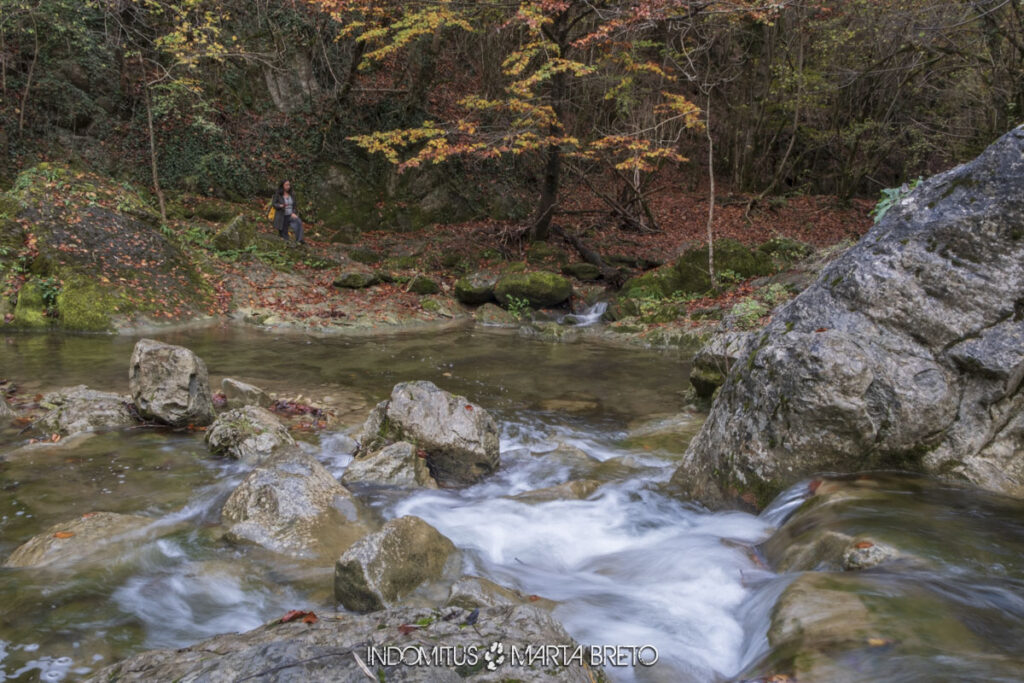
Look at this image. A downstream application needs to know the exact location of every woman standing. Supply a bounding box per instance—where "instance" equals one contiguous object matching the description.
[272,180,305,244]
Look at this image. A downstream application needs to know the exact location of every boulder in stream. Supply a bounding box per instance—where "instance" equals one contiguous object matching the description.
[129,339,215,427]
[85,605,599,682]
[4,511,153,568]
[36,385,137,436]
[342,440,438,488]
[357,381,500,486]
[0,396,14,420]
[671,127,1024,509]
[334,515,457,612]
[221,450,370,558]
[205,405,295,465]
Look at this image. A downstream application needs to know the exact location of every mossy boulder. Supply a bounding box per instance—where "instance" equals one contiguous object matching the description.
[408,275,439,295]
[13,281,48,328]
[474,302,516,325]
[333,271,379,289]
[56,277,116,332]
[212,215,255,252]
[562,262,601,281]
[454,272,497,304]
[494,271,572,307]
[758,236,813,265]
[526,241,567,264]
[622,239,776,299]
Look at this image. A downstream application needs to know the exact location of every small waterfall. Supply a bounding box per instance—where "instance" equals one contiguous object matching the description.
[562,301,608,327]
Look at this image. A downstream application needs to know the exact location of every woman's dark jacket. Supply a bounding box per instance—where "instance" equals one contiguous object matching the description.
[272,189,296,234]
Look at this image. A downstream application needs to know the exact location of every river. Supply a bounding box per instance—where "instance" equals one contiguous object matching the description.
[1,327,1022,681]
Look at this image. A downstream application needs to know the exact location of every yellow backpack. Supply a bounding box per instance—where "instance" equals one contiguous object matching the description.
[267,205,276,221]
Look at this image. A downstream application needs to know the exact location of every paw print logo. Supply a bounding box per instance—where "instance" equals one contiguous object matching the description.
[483,641,506,670]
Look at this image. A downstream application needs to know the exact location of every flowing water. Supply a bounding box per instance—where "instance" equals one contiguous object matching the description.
[1,327,1022,681]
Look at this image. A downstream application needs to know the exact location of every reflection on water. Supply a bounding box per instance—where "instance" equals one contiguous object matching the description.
[1,327,1022,681]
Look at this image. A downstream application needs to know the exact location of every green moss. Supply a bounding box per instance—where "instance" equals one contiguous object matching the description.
[13,281,48,328]
[758,237,813,264]
[494,271,572,307]
[56,277,115,332]
[348,247,382,265]
[0,192,21,220]
[421,298,442,312]
[408,275,439,295]
[561,262,601,281]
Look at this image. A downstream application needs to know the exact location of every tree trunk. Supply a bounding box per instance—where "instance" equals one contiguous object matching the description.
[705,93,716,286]
[18,26,38,134]
[140,59,167,224]
[530,11,569,242]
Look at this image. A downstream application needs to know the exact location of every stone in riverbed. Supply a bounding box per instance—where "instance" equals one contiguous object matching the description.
[341,440,438,488]
[688,331,752,399]
[671,128,1024,509]
[474,302,516,326]
[4,511,152,568]
[85,605,598,682]
[35,385,136,436]
[129,338,215,427]
[221,377,271,409]
[446,575,557,610]
[334,515,456,612]
[356,381,500,486]
[511,479,602,503]
[221,450,370,558]
[205,405,295,465]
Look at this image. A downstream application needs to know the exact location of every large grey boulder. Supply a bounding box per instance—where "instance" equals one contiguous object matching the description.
[334,515,456,612]
[205,405,295,465]
[671,128,1024,509]
[358,381,500,486]
[342,440,438,489]
[85,605,599,682]
[36,385,136,436]
[4,512,152,568]
[221,450,370,558]
[129,339,215,427]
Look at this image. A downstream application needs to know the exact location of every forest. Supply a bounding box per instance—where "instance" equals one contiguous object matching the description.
[1,0,1021,239]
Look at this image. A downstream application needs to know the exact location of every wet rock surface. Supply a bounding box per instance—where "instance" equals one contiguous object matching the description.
[4,511,153,568]
[205,405,295,465]
[36,385,136,436]
[673,128,1024,509]
[129,338,215,427]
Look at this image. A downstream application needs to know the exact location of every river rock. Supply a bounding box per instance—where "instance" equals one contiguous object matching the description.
[4,511,152,568]
[205,405,295,465]
[358,381,500,486]
[129,338,215,427]
[671,127,1024,509]
[334,515,456,612]
[0,396,14,420]
[474,302,516,326]
[221,377,271,409]
[85,605,598,682]
[511,479,602,503]
[342,440,438,488]
[454,272,496,304]
[446,576,555,610]
[494,271,572,308]
[221,450,370,558]
[688,331,752,399]
[333,270,379,289]
[35,385,136,436]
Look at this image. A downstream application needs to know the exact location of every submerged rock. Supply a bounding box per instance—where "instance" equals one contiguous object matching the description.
[206,405,295,465]
[4,511,152,568]
[474,302,516,326]
[36,385,136,436]
[342,440,438,488]
[85,605,599,682]
[129,339,215,427]
[357,381,500,486]
[221,377,271,409]
[334,515,456,612]
[672,128,1024,509]
[221,450,370,558]
[511,479,602,503]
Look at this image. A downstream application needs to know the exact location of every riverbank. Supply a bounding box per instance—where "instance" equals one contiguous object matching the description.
[0,163,870,351]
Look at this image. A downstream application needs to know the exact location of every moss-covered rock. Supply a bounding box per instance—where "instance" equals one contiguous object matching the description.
[13,281,48,328]
[623,239,776,299]
[494,271,572,307]
[454,272,496,304]
[333,271,379,289]
[562,262,601,281]
[474,302,516,325]
[212,215,254,252]
[526,241,567,264]
[758,236,813,265]
[408,275,439,295]
[189,198,242,223]
[56,277,116,332]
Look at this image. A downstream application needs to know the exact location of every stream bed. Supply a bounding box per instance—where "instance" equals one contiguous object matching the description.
[1,327,1023,681]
